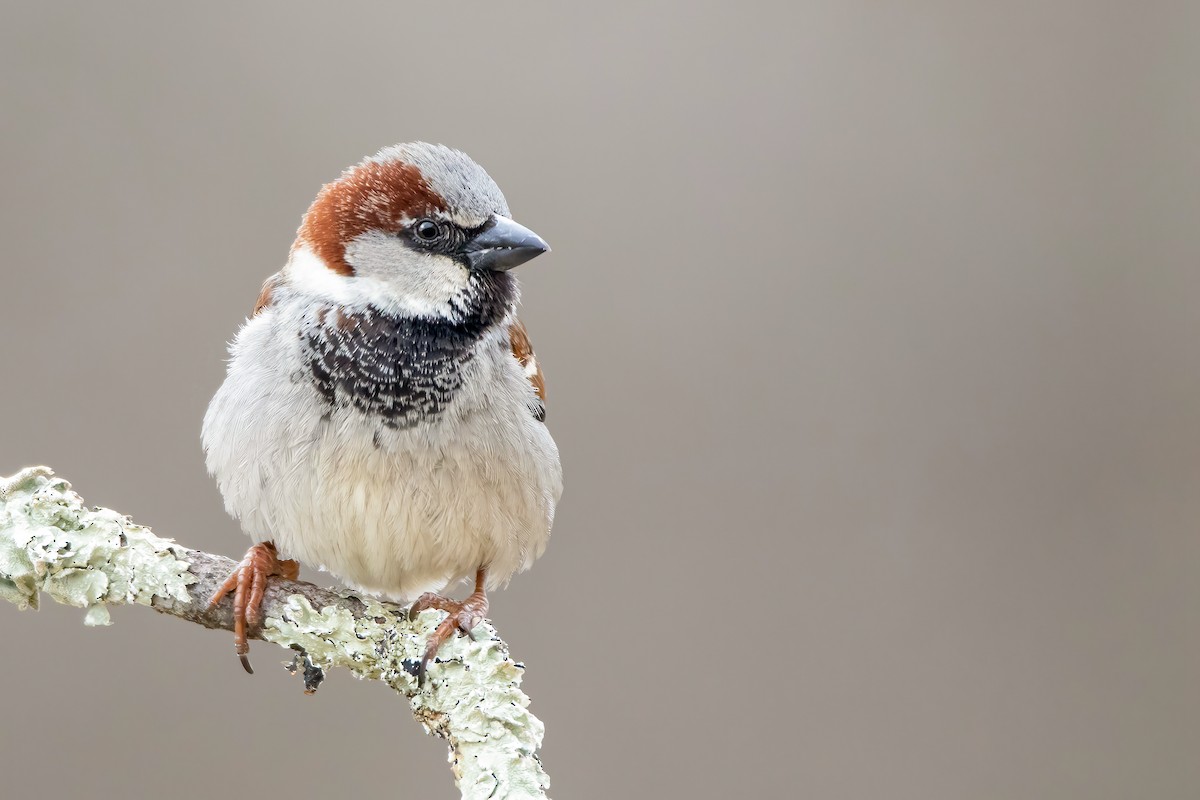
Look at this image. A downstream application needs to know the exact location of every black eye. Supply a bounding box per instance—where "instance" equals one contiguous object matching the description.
[413,219,441,242]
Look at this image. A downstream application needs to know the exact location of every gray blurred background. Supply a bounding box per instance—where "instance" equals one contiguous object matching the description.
[2,2,1198,798]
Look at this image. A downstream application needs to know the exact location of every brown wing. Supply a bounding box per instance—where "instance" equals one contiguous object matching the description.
[509,319,547,421]
[252,272,285,316]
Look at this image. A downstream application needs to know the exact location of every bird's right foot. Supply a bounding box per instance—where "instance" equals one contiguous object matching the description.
[208,541,299,674]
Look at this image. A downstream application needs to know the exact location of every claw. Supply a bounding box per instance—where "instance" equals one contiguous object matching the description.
[417,615,459,688]
[416,654,430,687]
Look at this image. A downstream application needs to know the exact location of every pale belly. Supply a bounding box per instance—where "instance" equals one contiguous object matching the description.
[272,408,559,599]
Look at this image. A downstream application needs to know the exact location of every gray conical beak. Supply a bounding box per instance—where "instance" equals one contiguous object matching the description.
[461,215,550,272]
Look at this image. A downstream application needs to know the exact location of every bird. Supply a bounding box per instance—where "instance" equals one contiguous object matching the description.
[201,142,562,685]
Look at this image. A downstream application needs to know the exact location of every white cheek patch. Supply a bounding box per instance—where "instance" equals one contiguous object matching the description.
[286,238,469,320]
[348,231,471,316]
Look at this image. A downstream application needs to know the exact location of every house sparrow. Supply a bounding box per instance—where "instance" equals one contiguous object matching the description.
[201,143,561,685]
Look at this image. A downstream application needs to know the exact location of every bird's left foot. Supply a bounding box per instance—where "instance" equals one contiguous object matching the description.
[408,568,489,687]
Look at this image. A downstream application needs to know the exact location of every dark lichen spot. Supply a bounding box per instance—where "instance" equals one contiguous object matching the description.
[286,648,326,694]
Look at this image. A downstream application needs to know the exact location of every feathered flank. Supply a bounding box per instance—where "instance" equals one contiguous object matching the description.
[509,319,547,420]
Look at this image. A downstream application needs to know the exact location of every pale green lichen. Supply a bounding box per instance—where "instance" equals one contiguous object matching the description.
[0,468,193,616]
[1,468,551,800]
[263,594,550,799]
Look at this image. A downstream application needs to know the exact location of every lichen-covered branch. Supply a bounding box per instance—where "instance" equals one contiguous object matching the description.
[0,467,550,800]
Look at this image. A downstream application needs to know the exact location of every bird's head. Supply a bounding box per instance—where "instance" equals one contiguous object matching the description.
[287,142,549,319]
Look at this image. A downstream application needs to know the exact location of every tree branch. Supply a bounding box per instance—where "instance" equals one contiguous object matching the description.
[0,466,550,800]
